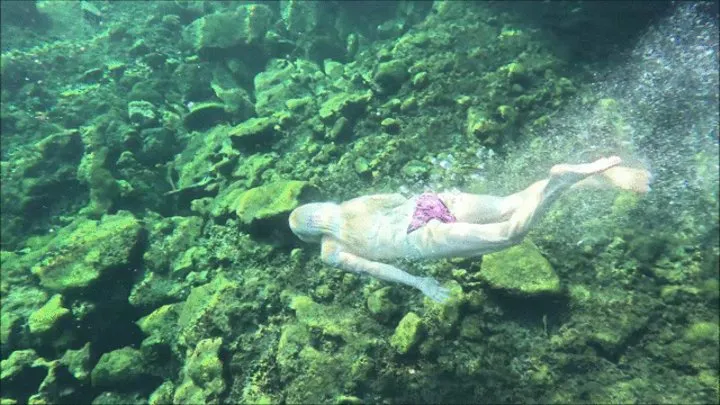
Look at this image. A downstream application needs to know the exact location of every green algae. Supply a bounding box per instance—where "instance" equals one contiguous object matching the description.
[480,239,561,296]
[30,212,142,291]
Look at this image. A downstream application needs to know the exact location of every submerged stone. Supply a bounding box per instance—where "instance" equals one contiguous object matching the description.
[390,312,424,354]
[183,101,229,131]
[183,5,273,53]
[31,212,142,292]
[228,117,279,151]
[27,294,70,336]
[480,239,561,296]
[232,180,317,226]
[173,337,225,404]
[91,347,146,388]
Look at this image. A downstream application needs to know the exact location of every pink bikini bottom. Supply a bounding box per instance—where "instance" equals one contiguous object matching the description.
[407,193,457,233]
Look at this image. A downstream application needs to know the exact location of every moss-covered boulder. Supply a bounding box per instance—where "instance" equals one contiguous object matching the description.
[373,60,409,94]
[480,240,561,296]
[1,349,43,382]
[276,295,378,403]
[127,100,157,127]
[173,125,239,191]
[27,294,70,336]
[173,337,225,404]
[59,343,91,382]
[228,117,279,151]
[183,5,273,53]
[136,303,182,345]
[30,212,142,292]
[366,287,400,323]
[390,312,424,354]
[254,58,322,118]
[231,152,276,188]
[90,347,146,388]
[183,101,229,131]
[176,276,243,351]
[318,91,372,124]
[230,180,317,227]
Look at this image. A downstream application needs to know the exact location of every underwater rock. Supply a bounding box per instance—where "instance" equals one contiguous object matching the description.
[318,91,372,124]
[173,337,225,404]
[373,60,409,94]
[59,343,91,382]
[254,59,322,118]
[183,5,273,53]
[231,180,317,227]
[480,239,561,296]
[136,303,182,346]
[211,85,255,120]
[466,106,499,141]
[0,311,20,352]
[90,391,146,405]
[231,152,276,188]
[0,129,84,248]
[128,271,187,311]
[366,287,400,323]
[1,349,43,382]
[380,117,401,134]
[30,212,142,292]
[183,101,229,131]
[173,124,239,191]
[90,347,147,388]
[127,100,157,127]
[27,294,70,337]
[142,215,204,274]
[228,117,279,151]
[176,276,242,350]
[276,295,377,403]
[390,312,424,354]
[148,381,175,405]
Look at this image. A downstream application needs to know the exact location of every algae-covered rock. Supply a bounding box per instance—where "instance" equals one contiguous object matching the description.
[366,287,399,322]
[390,312,424,354]
[177,276,243,350]
[27,294,70,336]
[183,101,229,131]
[373,60,409,94]
[1,349,41,382]
[232,180,317,226]
[142,215,204,274]
[136,303,182,345]
[211,84,255,119]
[59,343,91,382]
[173,337,225,404]
[228,117,279,151]
[90,347,146,388]
[31,212,142,292]
[231,153,276,188]
[480,239,561,296]
[318,91,372,123]
[183,5,273,53]
[173,125,238,190]
[684,321,719,344]
[254,59,322,118]
[148,381,175,405]
[276,295,377,403]
[0,311,20,351]
[127,100,156,127]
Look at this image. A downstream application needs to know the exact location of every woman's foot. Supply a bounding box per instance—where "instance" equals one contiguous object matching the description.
[550,156,623,179]
[601,166,652,193]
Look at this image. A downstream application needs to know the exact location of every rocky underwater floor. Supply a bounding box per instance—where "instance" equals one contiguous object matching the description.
[1,1,718,404]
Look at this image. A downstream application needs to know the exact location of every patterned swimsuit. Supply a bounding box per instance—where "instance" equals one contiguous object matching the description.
[406,193,457,233]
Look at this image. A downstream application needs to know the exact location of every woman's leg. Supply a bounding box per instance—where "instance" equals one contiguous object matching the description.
[440,163,650,225]
[409,157,623,259]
